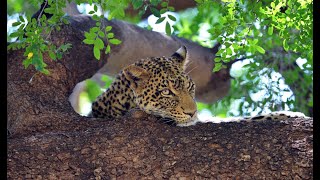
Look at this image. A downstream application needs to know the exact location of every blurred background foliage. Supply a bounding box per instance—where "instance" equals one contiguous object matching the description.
[7,0,313,118]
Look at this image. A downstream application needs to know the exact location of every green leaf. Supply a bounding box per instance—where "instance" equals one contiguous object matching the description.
[22,58,32,69]
[167,14,176,21]
[270,2,275,8]
[62,18,69,24]
[161,2,168,7]
[268,26,273,35]
[84,32,95,40]
[232,43,239,50]
[168,6,175,11]
[109,38,122,45]
[150,7,161,17]
[93,46,100,60]
[94,4,98,12]
[59,43,72,52]
[105,44,111,54]
[132,0,143,9]
[107,33,114,38]
[160,8,166,14]
[92,14,99,21]
[155,17,165,24]
[165,21,171,35]
[252,39,258,45]
[283,39,289,51]
[255,45,265,54]
[56,26,61,31]
[213,62,222,72]
[57,53,63,59]
[105,26,112,32]
[90,27,100,33]
[150,0,160,6]
[9,32,20,38]
[226,47,232,55]
[83,39,95,45]
[12,21,21,27]
[49,51,57,60]
[98,30,105,38]
[214,57,221,63]
[94,38,104,49]
[42,69,50,75]
[44,7,54,14]
[19,16,25,22]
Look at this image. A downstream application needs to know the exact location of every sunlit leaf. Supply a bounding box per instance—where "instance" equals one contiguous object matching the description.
[93,46,100,60]
[165,21,171,35]
[283,39,289,51]
[255,46,265,54]
[155,17,165,24]
[168,14,176,21]
[109,38,122,45]
[268,26,273,35]
[83,39,95,45]
[150,7,161,17]
[94,38,104,49]
[105,26,112,31]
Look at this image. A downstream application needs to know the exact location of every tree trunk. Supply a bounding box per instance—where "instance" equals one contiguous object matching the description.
[7,15,313,179]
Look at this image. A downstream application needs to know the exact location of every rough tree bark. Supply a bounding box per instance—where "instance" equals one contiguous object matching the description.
[7,15,313,179]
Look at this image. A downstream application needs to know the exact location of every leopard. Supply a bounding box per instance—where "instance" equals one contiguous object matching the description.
[91,46,309,126]
[91,46,198,126]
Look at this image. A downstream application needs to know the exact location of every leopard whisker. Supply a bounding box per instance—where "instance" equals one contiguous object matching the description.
[185,60,194,70]
[186,65,198,75]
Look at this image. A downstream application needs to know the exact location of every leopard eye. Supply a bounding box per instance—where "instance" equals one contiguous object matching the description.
[161,89,170,95]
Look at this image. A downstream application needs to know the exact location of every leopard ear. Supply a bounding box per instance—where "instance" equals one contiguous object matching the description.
[123,64,150,90]
[171,46,189,71]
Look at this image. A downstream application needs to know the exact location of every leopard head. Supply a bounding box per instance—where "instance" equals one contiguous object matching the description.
[123,46,198,126]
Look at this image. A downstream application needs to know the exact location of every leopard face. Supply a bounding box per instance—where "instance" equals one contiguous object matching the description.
[130,58,197,124]
[92,46,198,125]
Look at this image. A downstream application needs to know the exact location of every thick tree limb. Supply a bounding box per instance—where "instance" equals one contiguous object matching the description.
[7,112,313,178]
[7,15,313,178]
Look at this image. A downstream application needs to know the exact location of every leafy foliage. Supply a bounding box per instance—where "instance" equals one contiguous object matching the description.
[175,0,313,116]
[83,9,121,59]
[132,0,176,35]
[8,0,72,74]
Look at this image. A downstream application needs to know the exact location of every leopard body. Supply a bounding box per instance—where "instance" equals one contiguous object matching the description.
[91,46,308,126]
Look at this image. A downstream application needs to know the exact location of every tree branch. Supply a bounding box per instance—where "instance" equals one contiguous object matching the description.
[7,15,313,178]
